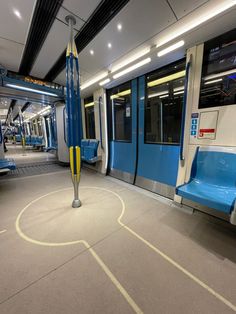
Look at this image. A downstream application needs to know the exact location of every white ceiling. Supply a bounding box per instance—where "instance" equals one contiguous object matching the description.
[0,0,36,72]
[30,0,102,79]
[0,0,236,102]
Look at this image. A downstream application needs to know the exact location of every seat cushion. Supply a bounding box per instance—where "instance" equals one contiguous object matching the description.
[0,158,16,171]
[177,180,236,214]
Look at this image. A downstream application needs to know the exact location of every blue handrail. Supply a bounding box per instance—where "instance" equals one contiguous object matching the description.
[180,57,191,161]
[98,96,103,150]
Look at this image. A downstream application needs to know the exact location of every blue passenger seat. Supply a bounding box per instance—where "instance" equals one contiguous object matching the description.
[81,139,100,163]
[0,158,16,172]
[176,147,236,214]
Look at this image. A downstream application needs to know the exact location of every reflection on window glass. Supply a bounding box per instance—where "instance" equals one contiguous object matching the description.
[145,60,185,144]
[199,29,236,109]
[84,96,96,139]
[108,83,132,142]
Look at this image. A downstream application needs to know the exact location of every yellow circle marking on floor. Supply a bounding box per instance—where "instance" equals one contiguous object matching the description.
[15,185,236,312]
[15,186,143,314]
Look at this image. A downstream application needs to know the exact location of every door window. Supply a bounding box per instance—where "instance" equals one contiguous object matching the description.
[145,60,185,144]
[199,29,236,109]
[107,82,132,142]
[84,96,96,139]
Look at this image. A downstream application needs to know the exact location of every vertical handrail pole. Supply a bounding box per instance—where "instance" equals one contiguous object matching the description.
[65,15,82,208]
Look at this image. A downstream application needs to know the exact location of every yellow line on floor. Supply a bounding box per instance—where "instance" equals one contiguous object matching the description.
[115,191,236,312]
[0,229,7,234]
[15,186,236,312]
[89,246,143,314]
[15,187,143,314]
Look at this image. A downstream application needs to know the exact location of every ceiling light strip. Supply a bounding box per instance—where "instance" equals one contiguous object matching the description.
[113,58,151,79]
[81,72,108,90]
[157,40,184,57]
[99,78,111,86]
[156,0,236,48]
[111,47,151,73]
[5,84,58,97]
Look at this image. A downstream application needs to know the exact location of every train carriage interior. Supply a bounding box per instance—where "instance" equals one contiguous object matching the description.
[0,1,236,313]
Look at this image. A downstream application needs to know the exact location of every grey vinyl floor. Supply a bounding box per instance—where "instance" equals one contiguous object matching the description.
[0,168,235,314]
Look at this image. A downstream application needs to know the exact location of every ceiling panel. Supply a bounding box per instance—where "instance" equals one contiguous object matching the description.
[31,20,79,79]
[62,0,102,21]
[0,38,24,72]
[57,6,85,30]
[76,0,176,76]
[168,0,209,19]
[0,0,36,44]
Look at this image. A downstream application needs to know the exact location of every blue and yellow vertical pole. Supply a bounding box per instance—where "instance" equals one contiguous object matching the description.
[65,15,82,208]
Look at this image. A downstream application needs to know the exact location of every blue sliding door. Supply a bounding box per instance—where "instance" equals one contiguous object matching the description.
[108,80,137,183]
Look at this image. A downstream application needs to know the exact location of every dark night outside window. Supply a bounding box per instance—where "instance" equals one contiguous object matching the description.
[199,29,236,109]
[108,82,132,142]
[84,96,96,139]
[145,60,185,144]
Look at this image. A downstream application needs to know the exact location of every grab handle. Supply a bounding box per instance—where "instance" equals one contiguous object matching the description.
[98,96,103,150]
[180,56,191,161]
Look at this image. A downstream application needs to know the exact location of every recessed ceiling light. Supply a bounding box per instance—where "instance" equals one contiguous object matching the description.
[117,23,122,31]
[13,9,22,19]
[90,50,94,55]
[108,43,112,49]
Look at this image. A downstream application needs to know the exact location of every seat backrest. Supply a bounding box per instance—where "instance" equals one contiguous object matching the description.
[81,139,89,147]
[89,139,99,150]
[191,148,236,187]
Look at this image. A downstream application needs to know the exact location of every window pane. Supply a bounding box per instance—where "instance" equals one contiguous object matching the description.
[199,29,236,109]
[145,60,185,144]
[108,83,132,142]
[84,96,95,139]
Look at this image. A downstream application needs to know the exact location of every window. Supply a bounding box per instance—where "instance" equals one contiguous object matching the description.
[84,96,96,139]
[107,82,132,142]
[199,29,236,109]
[145,60,185,144]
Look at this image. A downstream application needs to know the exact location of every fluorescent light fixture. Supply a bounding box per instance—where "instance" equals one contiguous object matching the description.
[117,23,122,31]
[113,58,151,79]
[159,94,169,99]
[174,90,185,95]
[110,89,131,100]
[84,102,94,108]
[108,43,112,49]
[204,78,223,85]
[148,91,169,98]
[111,47,151,73]
[13,9,22,19]
[99,78,111,86]
[148,70,186,87]
[157,40,184,57]
[156,0,236,48]
[204,68,236,80]
[5,84,58,97]
[81,72,108,90]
